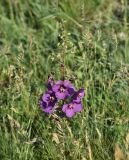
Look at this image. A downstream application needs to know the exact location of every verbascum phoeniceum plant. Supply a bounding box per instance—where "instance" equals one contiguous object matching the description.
[40,76,84,118]
[39,24,84,118]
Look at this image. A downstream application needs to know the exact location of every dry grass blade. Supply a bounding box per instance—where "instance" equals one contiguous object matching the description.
[25,138,38,145]
[52,133,60,144]
[125,131,129,160]
[115,144,126,160]
[7,114,20,129]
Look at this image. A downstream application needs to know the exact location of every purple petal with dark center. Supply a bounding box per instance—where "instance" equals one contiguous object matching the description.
[52,80,63,92]
[72,93,80,103]
[72,88,84,103]
[66,108,75,118]
[48,100,56,108]
[42,94,50,103]
[73,103,82,112]
[77,89,84,98]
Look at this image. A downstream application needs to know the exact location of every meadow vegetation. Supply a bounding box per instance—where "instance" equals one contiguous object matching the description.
[0,0,129,159]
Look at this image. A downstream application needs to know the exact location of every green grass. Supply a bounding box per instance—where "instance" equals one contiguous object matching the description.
[0,0,129,159]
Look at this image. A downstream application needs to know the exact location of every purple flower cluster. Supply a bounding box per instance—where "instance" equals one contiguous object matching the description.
[40,78,84,118]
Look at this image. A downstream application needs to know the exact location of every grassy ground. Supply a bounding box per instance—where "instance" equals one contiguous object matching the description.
[0,0,129,159]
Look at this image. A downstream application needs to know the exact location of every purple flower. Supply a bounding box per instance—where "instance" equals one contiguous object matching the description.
[52,80,74,100]
[62,102,82,118]
[72,89,84,103]
[47,77,54,90]
[40,90,57,114]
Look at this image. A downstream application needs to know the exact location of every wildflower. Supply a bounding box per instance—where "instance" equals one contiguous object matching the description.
[62,102,82,118]
[47,76,54,90]
[40,90,57,114]
[52,80,74,100]
[72,89,84,103]
[40,101,53,114]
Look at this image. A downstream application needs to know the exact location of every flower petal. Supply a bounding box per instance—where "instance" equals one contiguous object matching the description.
[56,80,63,85]
[78,89,85,98]
[62,104,68,112]
[44,107,54,114]
[72,89,84,103]
[73,103,82,112]
[52,80,63,92]
[64,80,75,89]
[47,84,51,90]
[68,87,75,95]
[64,80,71,87]
[48,101,56,108]
[42,94,50,102]
[52,84,60,92]
[73,97,81,103]
[66,108,75,118]
[55,91,66,100]
[47,78,54,90]
[40,100,46,108]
